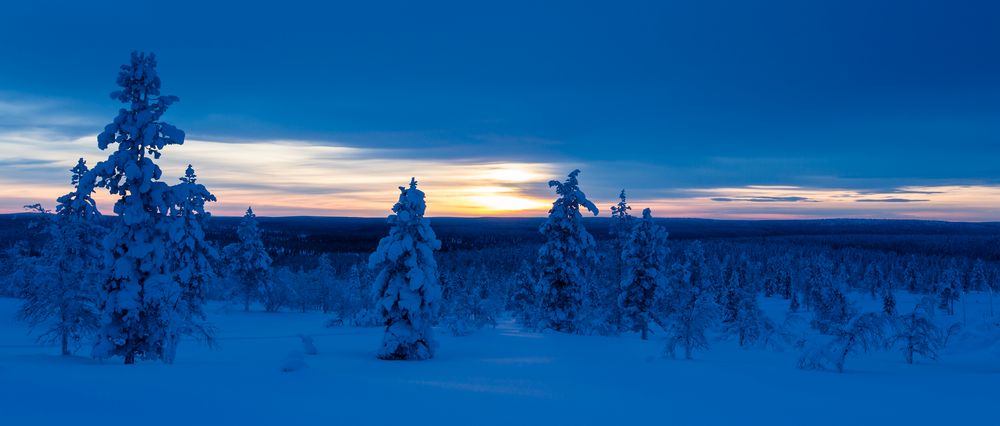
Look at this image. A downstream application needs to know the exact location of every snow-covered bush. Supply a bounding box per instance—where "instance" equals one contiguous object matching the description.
[892,297,945,364]
[369,178,442,360]
[441,266,505,336]
[798,312,890,373]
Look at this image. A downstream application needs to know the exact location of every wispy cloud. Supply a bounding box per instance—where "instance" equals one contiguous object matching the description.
[1,96,999,220]
[710,196,816,203]
[855,198,929,203]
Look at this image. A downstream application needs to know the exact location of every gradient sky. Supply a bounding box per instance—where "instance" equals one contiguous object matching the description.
[1,0,998,219]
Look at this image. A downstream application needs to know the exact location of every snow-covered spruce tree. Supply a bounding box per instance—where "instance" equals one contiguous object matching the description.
[224,207,273,312]
[18,164,103,355]
[663,241,719,359]
[892,297,944,364]
[508,261,541,327]
[722,279,775,348]
[619,208,668,340]
[609,189,633,250]
[882,286,897,316]
[805,256,854,334]
[969,259,994,319]
[89,52,189,364]
[165,164,217,342]
[937,266,962,316]
[369,178,442,360]
[536,169,599,333]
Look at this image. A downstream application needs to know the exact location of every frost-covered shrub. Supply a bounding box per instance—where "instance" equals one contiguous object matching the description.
[892,297,945,364]
[798,312,890,373]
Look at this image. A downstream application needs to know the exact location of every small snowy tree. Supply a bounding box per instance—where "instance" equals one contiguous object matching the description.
[508,261,541,327]
[806,256,854,334]
[18,163,103,356]
[798,312,889,373]
[663,241,719,359]
[722,283,775,348]
[881,290,896,318]
[225,207,272,311]
[937,266,962,316]
[369,178,442,360]
[165,164,217,341]
[89,52,189,364]
[536,169,599,333]
[892,297,945,364]
[619,208,668,340]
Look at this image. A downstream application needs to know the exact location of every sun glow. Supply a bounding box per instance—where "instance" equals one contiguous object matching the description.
[466,195,550,212]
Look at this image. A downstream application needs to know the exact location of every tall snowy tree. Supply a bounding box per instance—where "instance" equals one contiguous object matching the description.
[166,164,217,342]
[663,241,718,359]
[619,208,668,340]
[18,162,103,355]
[89,52,189,364]
[225,207,272,312]
[369,178,442,360]
[536,169,599,333]
[609,189,632,250]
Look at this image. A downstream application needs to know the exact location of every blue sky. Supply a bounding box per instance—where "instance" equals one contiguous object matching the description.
[1,0,998,219]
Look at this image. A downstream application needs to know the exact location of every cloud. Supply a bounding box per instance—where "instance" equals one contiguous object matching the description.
[1,95,999,220]
[855,198,929,203]
[710,196,816,203]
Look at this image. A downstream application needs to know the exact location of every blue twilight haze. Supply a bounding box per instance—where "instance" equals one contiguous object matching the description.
[0,0,997,219]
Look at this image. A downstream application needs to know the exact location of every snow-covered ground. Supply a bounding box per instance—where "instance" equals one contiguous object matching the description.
[1,294,997,425]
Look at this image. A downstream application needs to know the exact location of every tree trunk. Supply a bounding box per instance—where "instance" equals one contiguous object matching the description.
[124,352,135,365]
[990,287,995,320]
[641,326,648,340]
[244,294,251,312]
[61,333,70,356]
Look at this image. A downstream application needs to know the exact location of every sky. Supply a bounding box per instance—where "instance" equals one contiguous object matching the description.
[0,0,998,219]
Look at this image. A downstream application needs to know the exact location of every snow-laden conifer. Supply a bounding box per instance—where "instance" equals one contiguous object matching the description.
[805,256,854,334]
[225,207,272,311]
[166,165,217,342]
[369,178,442,360]
[536,170,599,333]
[18,161,103,355]
[609,189,632,249]
[89,52,188,364]
[619,208,668,340]
[663,241,718,359]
